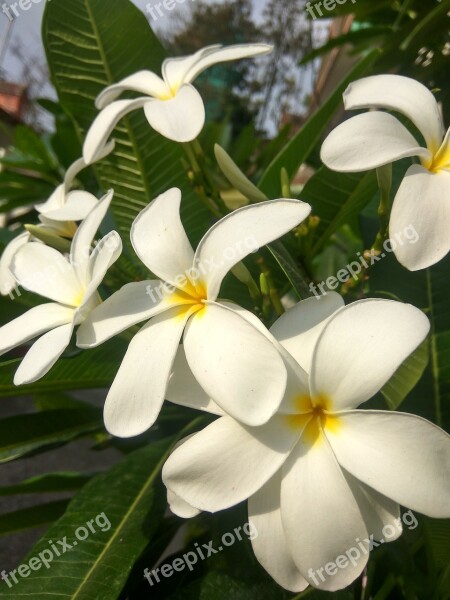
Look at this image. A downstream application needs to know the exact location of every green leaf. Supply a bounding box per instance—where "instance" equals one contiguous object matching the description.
[268,242,313,300]
[0,427,200,600]
[0,472,92,496]
[381,340,429,410]
[0,338,127,397]
[0,500,69,537]
[0,408,102,463]
[424,517,450,570]
[43,0,211,262]
[303,167,378,256]
[257,50,380,198]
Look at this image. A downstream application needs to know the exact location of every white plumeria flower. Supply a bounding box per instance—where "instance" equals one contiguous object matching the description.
[163,293,450,592]
[321,75,450,271]
[77,187,311,436]
[82,43,272,161]
[0,191,122,385]
[0,143,114,296]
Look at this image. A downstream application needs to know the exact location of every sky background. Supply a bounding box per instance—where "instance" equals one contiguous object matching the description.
[0,0,268,85]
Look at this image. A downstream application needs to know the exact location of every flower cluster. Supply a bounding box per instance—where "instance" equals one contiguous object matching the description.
[0,45,449,593]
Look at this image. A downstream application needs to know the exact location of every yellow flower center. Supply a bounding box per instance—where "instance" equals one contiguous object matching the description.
[167,279,208,320]
[421,138,450,173]
[286,393,342,447]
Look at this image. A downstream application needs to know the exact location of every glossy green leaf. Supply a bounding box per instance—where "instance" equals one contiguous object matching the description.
[0,338,127,397]
[0,472,92,496]
[0,427,200,600]
[0,408,102,463]
[0,500,69,537]
[381,340,429,410]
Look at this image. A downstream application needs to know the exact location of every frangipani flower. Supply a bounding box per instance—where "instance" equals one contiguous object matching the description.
[83,43,272,161]
[77,188,311,436]
[0,143,114,296]
[0,191,122,385]
[163,293,450,592]
[321,75,450,271]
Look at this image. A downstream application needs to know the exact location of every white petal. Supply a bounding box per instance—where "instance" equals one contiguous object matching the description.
[248,473,309,593]
[70,190,113,286]
[0,303,74,355]
[43,191,99,222]
[11,243,83,306]
[0,232,30,296]
[320,111,430,173]
[344,75,444,155]
[184,302,287,426]
[80,231,122,309]
[311,299,430,410]
[96,71,169,108]
[143,84,205,142]
[345,473,401,542]
[35,184,65,214]
[83,98,149,164]
[162,45,222,90]
[219,300,310,414]
[14,322,75,385]
[164,44,272,88]
[326,410,450,518]
[167,347,224,416]
[195,199,311,301]
[281,436,368,591]
[270,292,345,374]
[167,488,201,519]
[162,415,300,513]
[104,307,191,438]
[131,188,195,287]
[76,281,173,348]
[389,165,450,271]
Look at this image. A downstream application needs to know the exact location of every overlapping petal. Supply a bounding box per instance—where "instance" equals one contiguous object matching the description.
[270,292,344,374]
[43,191,98,222]
[96,71,169,108]
[14,322,75,385]
[310,299,429,410]
[343,74,444,154]
[326,411,450,518]
[281,435,369,591]
[131,188,195,286]
[83,98,149,164]
[0,232,30,296]
[183,302,287,426]
[162,415,300,513]
[0,303,74,356]
[11,243,82,306]
[166,348,224,416]
[195,199,311,301]
[143,84,205,142]
[76,281,174,348]
[70,190,114,286]
[249,473,308,593]
[389,165,450,270]
[103,307,192,438]
[81,231,122,307]
[320,111,430,172]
